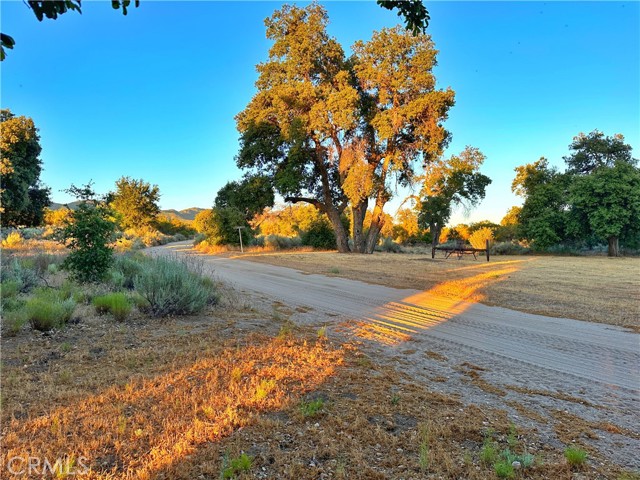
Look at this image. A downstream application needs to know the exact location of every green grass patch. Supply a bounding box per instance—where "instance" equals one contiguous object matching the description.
[564,446,587,467]
[93,292,132,321]
[299,398,324,417]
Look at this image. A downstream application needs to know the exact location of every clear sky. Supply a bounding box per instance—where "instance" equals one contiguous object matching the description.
[1,1,638,224]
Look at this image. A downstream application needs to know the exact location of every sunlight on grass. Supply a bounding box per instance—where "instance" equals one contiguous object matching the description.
[1,336,343,479]
[344,266,520,346]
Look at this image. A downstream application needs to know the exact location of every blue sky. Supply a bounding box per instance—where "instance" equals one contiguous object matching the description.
[1,1,638,224]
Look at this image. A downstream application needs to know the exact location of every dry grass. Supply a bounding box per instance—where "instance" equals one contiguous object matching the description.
[243,252,640,328]
[2,305,635,479]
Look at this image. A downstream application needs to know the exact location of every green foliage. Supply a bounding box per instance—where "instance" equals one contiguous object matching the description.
[4,309,28,336]
[564,130,634,175]
[109,176,161,230]
[564,446,587,467]
[570,160,640,255]
[419,147,491,246]
[108,253,146,289]
[93,292,132,321]
[260,234,302,250]
[1,280,21,299]
[133,255,218,316]
[60,184,116,283]
[1,257,40,293]
[196,207,251,246]
[492,241,530,256]
[221,453,252,479]
[377,0,430,34]
[0,109,51,227]
[493,461,515,479]
[300,217,336,250]
[299,398,324,417]
[25,290,76,331]
[480,442,498,465]
[515,132,639,255]
[376,237,403,253]
[215,175,274,222]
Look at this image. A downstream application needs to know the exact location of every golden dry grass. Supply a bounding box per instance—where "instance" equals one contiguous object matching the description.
[242,252,640,328]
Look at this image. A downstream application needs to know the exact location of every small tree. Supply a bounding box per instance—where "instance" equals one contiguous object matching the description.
[61,183,116,282]
[109,176,160,230]
[198,207,251,246]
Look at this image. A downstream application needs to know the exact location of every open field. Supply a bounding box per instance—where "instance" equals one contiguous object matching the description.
[241,252,640,329]
[2,292,638,479]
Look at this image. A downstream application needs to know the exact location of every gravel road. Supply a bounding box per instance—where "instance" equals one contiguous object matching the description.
[149,242,640,468]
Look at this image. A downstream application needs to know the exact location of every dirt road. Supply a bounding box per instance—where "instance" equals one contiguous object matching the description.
[149,242,640,467]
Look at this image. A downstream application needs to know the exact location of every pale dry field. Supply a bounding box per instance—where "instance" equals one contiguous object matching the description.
[242,252,640,329]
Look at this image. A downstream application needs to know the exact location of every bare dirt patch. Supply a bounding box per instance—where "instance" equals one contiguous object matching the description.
[242,252,640,328]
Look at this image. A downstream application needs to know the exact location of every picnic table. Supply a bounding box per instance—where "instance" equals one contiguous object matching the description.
[432,239,490,262]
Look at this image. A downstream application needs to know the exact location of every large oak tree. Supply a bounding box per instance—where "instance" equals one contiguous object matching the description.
[236,4,454,253]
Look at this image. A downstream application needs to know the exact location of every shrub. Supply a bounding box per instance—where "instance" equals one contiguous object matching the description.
[1,280,21,299]
[494,460,515,479]
[133,255,217,316]
[1,231,24,248]
[376,237,403,253]
[25,292,75,331]
[1,258,40,293]
[109,253,147,290]
[492,241,531,255]
[93,292,132,321]
[4,309,29,336]
[61,189,116,283]
[193,233,206,246]
[469,227,494,249]
[300,218,336,250]
[263,234,301,250]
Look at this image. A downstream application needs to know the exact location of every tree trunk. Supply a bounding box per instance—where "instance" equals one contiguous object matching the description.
[608,236,619,257]
[351,200,368,253]
[431,223,441,249]
[364,203,386,254]
[326,207,351,253]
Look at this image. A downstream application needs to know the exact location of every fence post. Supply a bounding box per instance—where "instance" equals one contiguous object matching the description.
[486,239,490,262]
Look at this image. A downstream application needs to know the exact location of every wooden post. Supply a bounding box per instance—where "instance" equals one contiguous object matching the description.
[432,246,436,259]
[486,239,490,262]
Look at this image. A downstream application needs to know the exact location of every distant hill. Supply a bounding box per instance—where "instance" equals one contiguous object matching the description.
[159,208,207,224]
[49,201,84,211]
[49,202,206,224]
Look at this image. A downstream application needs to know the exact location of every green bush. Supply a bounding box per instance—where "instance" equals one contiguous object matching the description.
[494,460,515,479]
[25,292,76,331]
[108,253,147,290]
[376,237,403,253]
[0,258,40,293]
[300,218,336,250]
[134,255,218,316]
[262,234,302,250]
[93,292,132,321]
[1,280,21,299]
[4,309,28,336]
[492,241,531,255]
[60,185,117,283]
